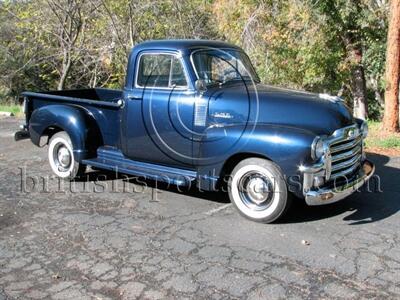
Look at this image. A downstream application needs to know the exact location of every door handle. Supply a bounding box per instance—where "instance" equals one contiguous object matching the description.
[126,95,142,100]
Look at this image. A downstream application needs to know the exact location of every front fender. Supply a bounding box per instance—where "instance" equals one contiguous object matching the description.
[29,104,102,161]
[198,123,316,181]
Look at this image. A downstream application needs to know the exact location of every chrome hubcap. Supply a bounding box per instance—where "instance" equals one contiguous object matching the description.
[239,172,274,210]
[53,144,72,171]
[57,147,71,168]
[247,177,270,204]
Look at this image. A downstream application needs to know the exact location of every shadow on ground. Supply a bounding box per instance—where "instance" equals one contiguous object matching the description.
[74,167,230,204]
[76,153,398,225]
[279,153,400,225]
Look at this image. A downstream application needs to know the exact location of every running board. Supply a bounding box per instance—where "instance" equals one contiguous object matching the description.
[82,146,197,186]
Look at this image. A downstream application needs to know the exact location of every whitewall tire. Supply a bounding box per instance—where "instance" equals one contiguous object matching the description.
[48,131,85,180]
[228,158,290,223]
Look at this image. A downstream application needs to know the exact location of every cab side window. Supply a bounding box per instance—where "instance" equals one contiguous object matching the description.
[137,53,187,88]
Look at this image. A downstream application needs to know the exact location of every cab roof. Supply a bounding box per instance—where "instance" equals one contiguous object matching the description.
[132,39,242,54]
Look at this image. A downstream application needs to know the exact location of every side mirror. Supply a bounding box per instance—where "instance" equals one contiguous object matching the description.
[195,79,207,94]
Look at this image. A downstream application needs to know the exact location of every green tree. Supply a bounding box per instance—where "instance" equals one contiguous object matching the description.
[0,0,390,122]
[213,0,389,119]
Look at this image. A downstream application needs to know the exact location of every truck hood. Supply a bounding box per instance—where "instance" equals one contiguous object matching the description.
[208,83,354,136]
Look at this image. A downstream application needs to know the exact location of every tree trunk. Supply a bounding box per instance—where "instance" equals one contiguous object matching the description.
[57,48,72,90]
[337,0,369,120]
[383,0,400,132]
[347,49,368,120]
[57,61,71,91]
[351,63,368,120]
[369,76,384,107]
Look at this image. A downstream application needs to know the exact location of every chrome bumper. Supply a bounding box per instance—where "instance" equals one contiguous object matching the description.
[303,160,375,206]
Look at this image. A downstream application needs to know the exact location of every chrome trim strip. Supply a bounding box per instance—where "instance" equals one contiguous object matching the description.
[329,163,361,180]
[323,143,332,179]
[299,161,325,174]
[331,146,362,163]
[330,137,362,153]
[331,153,361,172]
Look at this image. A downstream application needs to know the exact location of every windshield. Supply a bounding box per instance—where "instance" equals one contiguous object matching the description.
[191,49,260,85]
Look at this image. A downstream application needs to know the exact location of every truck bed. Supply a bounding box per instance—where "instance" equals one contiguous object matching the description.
[23,88,123,148]
[22,88,123,108]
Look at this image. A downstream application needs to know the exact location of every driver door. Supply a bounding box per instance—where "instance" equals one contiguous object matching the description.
[121,51,196,167]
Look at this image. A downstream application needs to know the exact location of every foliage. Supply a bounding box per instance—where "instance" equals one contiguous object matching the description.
[0,0,389,121]
[366,121,400,149]
[213,0,389,118]
[213,0,344,91]
[0,104,22,115]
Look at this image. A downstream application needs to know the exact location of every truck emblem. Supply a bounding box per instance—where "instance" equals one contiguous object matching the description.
[212,112,233,119]
[347,128,357,138]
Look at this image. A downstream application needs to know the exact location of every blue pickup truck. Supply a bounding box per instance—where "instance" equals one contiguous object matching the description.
[15,40,375,223]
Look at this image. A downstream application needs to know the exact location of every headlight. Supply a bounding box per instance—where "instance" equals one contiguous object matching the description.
[311,136,326,160]
[360,121,368,138]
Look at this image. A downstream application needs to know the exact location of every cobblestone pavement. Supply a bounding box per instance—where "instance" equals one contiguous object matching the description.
[0,116,399,299]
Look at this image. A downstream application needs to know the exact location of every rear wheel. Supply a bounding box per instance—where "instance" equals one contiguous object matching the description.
[228,158,290,223]
[48,131,85,179]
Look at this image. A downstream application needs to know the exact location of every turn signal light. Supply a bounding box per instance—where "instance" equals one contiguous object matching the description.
[321,192,334,201]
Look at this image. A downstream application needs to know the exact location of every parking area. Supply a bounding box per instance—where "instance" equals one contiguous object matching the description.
[0,116,399,299]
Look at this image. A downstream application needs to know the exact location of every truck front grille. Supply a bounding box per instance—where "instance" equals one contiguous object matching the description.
[328,127,363,181]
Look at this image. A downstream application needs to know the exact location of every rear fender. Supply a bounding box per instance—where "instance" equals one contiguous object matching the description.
[29,104,102,161]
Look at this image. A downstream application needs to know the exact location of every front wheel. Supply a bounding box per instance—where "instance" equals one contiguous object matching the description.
[48,131,86,180]
[228,158,290,223]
